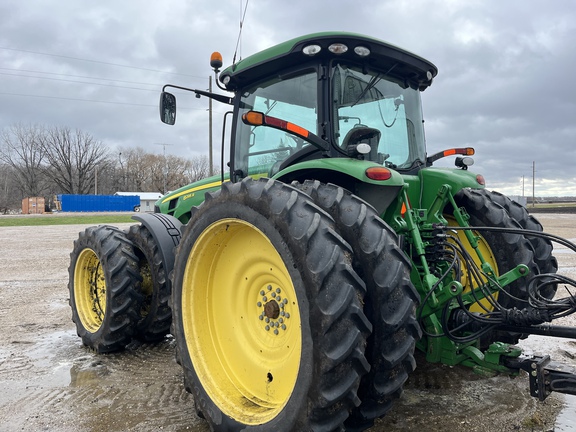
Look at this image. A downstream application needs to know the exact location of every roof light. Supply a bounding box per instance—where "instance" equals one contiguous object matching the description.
[365,166,392,181]
[354,46,371,57]
[328,43,348,54]
[455,156,474,169]
[302,44,322,56]
[356,143,371,154]
[221,75,231,85]
[210,52,223,71]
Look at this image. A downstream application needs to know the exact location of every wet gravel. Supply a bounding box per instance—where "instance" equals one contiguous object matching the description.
[0,214,575,431]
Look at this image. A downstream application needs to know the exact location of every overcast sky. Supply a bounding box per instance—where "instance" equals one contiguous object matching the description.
[1,0,575,196]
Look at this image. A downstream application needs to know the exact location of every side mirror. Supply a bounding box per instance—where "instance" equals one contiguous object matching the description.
[159,92,176,125]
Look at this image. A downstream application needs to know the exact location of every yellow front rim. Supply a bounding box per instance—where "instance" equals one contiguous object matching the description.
[182,219,302,424]
[74,248,106,333]
[446,216,499,312]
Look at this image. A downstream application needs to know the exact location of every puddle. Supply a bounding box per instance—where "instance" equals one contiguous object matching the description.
[556,394,576,431]
[1,324,573,431]
[520,335,576,432]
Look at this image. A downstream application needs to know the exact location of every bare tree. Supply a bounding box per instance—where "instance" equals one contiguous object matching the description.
[0,123,48,197]
[0,163,21,213]
[40,127,109,194]
[120,147,152,191]
[185,155,218,183]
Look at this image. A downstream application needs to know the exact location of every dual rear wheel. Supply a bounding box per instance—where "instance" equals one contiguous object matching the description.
[68,181,556,431]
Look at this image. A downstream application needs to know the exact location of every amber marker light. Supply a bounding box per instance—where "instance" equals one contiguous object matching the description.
[210,52,223,71]
[242,111,264,126]
[443,147,475,157]
[365,166,392,181]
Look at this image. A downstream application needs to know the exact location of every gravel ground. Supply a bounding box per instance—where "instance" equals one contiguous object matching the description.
[0,214,575,431]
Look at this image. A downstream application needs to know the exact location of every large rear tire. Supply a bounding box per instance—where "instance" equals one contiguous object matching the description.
[294,181,420,431]
[486,189,557,298]
[451,188,539,344]
[126,224,172,342]
[68,225,143,353]
[171,178,371,431]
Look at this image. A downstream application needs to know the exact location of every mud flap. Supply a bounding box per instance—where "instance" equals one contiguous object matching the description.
[131,213,183,290]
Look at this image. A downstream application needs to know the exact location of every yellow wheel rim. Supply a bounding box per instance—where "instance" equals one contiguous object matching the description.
[446,216,499,312]
[182,219,301,424]
[74,248,106,333]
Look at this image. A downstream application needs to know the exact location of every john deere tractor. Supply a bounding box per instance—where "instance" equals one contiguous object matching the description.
[68,32,576,431]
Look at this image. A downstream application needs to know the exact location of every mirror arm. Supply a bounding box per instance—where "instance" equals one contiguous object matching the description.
[162,84,234,105]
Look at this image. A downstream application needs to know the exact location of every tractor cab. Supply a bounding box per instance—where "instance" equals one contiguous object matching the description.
[161,32,438,182]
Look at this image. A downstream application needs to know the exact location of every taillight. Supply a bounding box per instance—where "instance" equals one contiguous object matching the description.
[365,167,392,181]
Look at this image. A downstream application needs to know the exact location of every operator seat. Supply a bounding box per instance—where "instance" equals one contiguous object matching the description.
[341,126,381,161]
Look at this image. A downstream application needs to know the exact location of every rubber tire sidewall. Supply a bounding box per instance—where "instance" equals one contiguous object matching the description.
[452,188,539,344]
[486,189,558,298]
[126,224,172,342]
[171,178,370,431]
[68,225,143,353]
[294,180,420,430]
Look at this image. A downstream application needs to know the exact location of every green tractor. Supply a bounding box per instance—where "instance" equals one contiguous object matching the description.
[68,32,576,431]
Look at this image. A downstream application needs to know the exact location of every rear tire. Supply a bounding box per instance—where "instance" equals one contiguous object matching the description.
[68,225,143,353]
[294,181,420,431]
[126,224,172,342]
[451,188,539,344]
[171,178,371,431]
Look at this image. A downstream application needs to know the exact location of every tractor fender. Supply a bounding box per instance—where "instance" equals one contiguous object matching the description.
[131,213,183,283]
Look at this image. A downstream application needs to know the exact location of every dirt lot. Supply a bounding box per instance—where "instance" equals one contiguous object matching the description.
[0,214,575,431]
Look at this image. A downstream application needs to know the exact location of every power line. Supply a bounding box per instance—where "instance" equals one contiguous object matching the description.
[0,91,211,111]
[0,71,158,92]
[0,67,162,86]
[0,46,206,79]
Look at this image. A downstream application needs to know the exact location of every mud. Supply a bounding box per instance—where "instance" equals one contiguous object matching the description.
[0,214,575,432]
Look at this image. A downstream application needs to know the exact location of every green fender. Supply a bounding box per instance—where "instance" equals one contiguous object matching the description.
[273,158,406,215]
[154,174,226,223]
[403,167,485,210]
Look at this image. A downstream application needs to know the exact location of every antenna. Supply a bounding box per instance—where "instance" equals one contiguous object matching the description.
[232,0,250,64]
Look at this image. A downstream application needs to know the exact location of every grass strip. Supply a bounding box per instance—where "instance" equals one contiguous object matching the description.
[0,214,136,227]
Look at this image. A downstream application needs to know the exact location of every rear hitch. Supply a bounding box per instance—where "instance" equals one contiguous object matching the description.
[504,355,576,400]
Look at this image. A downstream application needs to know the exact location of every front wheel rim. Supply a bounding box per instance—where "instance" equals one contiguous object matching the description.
[182,218,302,424]
[74,248,107,332]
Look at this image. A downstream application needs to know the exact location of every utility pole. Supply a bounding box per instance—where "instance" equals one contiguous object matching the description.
[94,165,98,195]
[532,161,536,208]
[208,76,214,176]
[154,143,173,194]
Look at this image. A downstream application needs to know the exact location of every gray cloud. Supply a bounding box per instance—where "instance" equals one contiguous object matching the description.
[0,0,574,196]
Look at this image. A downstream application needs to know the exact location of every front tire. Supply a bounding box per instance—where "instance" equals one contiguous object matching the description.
[171,178,371,431]
[126,224,172,342]
[68,225,143,353]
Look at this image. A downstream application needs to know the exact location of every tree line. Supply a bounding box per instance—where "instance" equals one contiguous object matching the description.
[0,123,217,213]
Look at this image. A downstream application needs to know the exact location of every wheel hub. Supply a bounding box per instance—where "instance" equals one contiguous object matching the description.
[257,284,291,335]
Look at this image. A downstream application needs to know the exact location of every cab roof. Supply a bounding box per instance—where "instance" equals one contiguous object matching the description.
[220,32,438,92]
